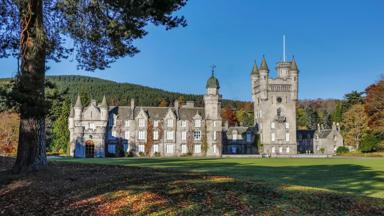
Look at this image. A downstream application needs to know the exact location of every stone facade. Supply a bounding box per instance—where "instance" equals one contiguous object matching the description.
[251,56,298,155]
[313,123,343,154]
[68,73,222,158]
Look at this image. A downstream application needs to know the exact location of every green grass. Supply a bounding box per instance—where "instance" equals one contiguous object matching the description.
[56,157,384,199]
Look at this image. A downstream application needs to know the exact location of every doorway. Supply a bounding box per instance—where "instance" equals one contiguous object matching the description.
[85,140,95,158]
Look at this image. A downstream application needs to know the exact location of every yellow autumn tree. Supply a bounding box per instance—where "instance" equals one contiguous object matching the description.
[342,104,369,149]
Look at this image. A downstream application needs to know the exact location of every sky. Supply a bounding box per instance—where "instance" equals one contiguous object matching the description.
[1,0,384,101]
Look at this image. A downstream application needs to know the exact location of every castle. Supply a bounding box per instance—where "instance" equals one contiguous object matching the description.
[69,72,222,158]
[69,56,343,158]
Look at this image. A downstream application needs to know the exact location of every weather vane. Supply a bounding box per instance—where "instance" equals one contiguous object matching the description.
[210,64,216,76]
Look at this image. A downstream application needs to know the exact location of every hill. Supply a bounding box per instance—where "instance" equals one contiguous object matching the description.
[0,75,248,108]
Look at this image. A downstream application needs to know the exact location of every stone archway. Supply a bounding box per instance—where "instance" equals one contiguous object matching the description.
[85,140,95,158]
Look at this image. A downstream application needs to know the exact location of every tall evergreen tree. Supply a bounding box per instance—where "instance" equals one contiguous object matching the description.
[1,0,187,173]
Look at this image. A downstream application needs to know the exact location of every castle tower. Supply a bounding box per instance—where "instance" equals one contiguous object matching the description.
[252,56,299,155]
[204,68,222,156]
[74,94,82,120]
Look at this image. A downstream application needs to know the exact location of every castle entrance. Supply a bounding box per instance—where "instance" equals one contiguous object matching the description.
[85,140,95,158]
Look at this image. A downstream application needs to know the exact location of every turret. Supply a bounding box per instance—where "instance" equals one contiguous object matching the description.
[204,69,221,120]
[289,57,299,100]
[100,95,108,120]
[250,61,259,96]
[259,56,269,100]
[74,94,82,120]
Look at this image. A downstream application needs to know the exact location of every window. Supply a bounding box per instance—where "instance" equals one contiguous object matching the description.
[279,147,283,153]
[166,131,174,140]
[153,144,159,153]
[194,144,201,154]
[271,133,275,142]
[286,133,290,142]
[213,131,217,141]
[138,118,145,127]
[271,122,275,129]
[194,119,201,128]
[125,131,130,140]
[166,144,174,154]
[213,144,216,153]
[181,120,187,128]
[153,131,159,140]
[286,147,290,153]
[89,123,96,130]
[167,119,173,127]
[153,120,159,128]
[272,146,276,153]
[246,133,252,142]
[108,144,116,154]
[232,130,238,140]
[125,120,130,127]
[112,130,117,137]
[138,144,145,153]
[138,131,145,140]
[193,131,201,141]
[181,144,187,154]
[285,122,289,129]
[181,131,187,141]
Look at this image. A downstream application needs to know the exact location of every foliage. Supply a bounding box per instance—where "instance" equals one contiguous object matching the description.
[320,147,325,154]
[153,152,161,157]
[342,104,369,149]
[364,79,384,136]
[138,152,145,157]
[222,105,238,126]
[336,146,350,155]
[201,123,208,156]
[0,112,19,156]
[145,120,154,156]
[360,133,381,153]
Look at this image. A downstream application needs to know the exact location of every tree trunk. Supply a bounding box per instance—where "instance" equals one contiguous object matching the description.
[12,0,47,173]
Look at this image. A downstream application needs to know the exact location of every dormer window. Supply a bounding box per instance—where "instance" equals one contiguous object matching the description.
[167,119,173,127]
[138,118,145,128]
[154,120,159,128]
[181,120,187,128]
[194,119,201,128]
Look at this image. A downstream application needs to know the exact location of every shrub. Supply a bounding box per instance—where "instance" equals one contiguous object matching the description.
[125,149,136,157]
[360,133,380,153]
[181,152,193,157]
[153,152,161,157]
[336,146,349,155]
[320,148,325,154]
[138,151,145,157]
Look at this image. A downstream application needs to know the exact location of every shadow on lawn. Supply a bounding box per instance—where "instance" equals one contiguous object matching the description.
[0,157,384,215]
[66,157,384,198]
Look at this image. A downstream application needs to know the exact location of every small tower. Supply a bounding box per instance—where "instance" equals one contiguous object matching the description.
[259,56,269,100]
[74,94,82,120]
[204,67,221,120]
[100,95,108,121]
[289,57,299,100]
[204,66,222,157]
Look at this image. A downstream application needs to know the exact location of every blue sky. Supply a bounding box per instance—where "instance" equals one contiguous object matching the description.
[1,0,384,101]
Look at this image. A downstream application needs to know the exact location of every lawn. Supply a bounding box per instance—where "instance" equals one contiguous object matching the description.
[57,157,384,199]
[1,157,384,215]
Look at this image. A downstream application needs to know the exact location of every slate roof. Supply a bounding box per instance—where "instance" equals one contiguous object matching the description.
[109,106,205,121]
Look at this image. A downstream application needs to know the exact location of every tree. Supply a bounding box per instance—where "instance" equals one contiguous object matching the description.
[1,0,187,173]
[364,80,384,136]
[222,105,237,126]
[304,106,319,130]
[159,98,169,107]
[342,104,369,149]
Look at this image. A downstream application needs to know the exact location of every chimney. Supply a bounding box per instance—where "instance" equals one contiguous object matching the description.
[174,100,179,110]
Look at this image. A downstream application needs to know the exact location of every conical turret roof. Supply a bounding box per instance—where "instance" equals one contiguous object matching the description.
[260,56,269,71]
[251,61,259,75]
[69,106,74,117]
[100,95,108,108]
[74,94,82,108]
[290,57,298,71]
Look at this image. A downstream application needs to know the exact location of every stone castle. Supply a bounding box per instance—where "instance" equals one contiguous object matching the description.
[69,56,343,158]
